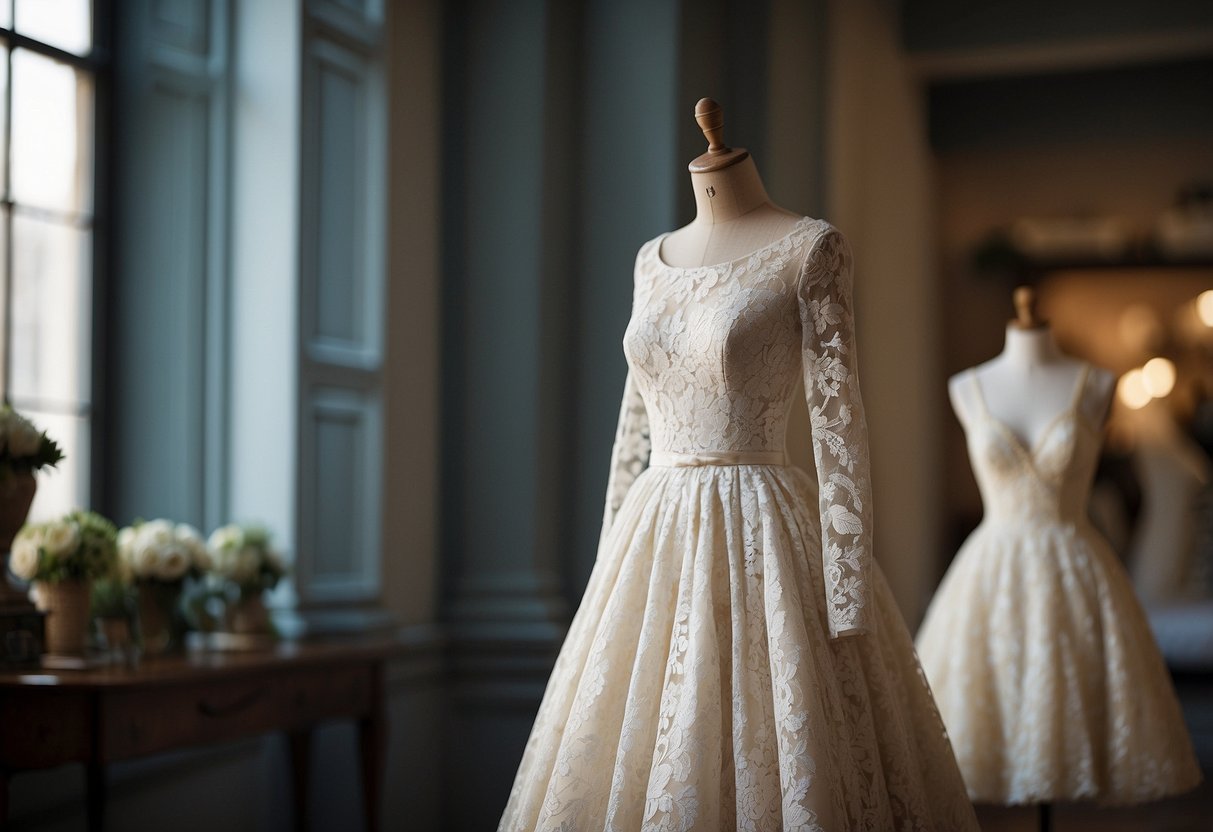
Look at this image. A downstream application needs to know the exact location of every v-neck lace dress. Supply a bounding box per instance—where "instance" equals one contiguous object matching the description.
[499,219,979,831]
[915,367,1202,805]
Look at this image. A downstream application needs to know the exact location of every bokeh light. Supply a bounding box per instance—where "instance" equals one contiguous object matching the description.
[1141,357,1176,399]
[1198,290,1213,328]
[1117,368,1152,410]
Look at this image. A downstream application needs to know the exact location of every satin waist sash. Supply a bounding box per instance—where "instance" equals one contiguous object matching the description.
[649,449,789,468]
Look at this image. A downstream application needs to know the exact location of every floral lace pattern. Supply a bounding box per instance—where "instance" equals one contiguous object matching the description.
[602,219,871,637]
[916,368,1202,804]
[797,230,871,637]
[500,220,979,831]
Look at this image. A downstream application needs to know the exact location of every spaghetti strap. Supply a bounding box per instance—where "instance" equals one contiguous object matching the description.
[969,368,990,416]
[1069,364,1090,411]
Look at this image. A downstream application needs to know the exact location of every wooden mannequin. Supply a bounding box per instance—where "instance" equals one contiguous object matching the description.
[658,98,804,269]
[949,286,1115,441]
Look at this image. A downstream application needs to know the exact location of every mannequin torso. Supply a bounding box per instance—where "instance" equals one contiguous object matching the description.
[658,156,803,268]
[949,324,1116,443]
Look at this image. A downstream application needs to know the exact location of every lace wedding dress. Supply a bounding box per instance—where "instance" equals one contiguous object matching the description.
[916,367,1202,805]
[498,218,978,831]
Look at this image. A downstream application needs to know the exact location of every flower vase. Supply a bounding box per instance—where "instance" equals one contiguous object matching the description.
[34,580,92,656]
[99,617,132,650]
[0,472,37,607]
[226,592,271,635]
[137,582,180,655]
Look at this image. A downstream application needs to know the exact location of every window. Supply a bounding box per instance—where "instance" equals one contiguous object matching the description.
[0,0,100,521]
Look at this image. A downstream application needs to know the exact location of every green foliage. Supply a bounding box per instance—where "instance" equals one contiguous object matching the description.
[17,510,119,584]
[0,405,65,477]
[91,576,135,619]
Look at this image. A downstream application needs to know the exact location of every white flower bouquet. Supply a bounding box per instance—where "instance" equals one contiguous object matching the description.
[9,510,118,584]
[206,524,287,596]
[117,519,211,585]
[0,405,64,478]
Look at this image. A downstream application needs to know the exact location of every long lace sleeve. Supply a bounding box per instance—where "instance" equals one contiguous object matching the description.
[797,226,872,639]
[599,367,650,551]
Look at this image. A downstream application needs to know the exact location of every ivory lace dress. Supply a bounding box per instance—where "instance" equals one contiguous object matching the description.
[915,367,1202,805]
[498,218,978,831]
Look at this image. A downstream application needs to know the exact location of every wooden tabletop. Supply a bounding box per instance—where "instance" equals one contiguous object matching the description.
[0,635,417,689]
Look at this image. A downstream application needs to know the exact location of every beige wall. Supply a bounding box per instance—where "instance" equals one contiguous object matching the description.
[825,0,941,627]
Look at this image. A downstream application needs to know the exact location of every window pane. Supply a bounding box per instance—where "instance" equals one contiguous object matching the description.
[11,49,93,214]
[21,410,88,522]
[9,212,91,405]
[0,44,7,197]
[0,205,7,395]
[0,2,10,30]
[14,0,90,57]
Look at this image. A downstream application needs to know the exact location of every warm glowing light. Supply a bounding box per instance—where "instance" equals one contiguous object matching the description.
[1117,305,1161,352]
[1118,369,1152,410]
[1141,357,1177,398]
[1198,290,1213,328]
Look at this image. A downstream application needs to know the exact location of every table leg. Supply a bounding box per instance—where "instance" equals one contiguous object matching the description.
[86,762,106,832]
[358,664,386,832]
[289,730,312,832]
[1,768,9,831]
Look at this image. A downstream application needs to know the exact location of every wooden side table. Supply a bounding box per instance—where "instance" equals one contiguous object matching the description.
[0,638,404,832]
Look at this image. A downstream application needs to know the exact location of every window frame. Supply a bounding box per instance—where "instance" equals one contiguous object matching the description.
[0,0,111,512]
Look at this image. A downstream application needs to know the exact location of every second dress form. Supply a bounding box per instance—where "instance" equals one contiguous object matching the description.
[915,323,1201,805]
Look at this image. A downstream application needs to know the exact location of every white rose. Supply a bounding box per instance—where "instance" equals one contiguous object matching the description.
[155,543,191,582]
[8,534,40,580]
[133,541,162,578]
[207,524,243,554]
[174,524,203,546]
[42,520,80,559]
[117,527,137,560]
[7,420,42,458]
[141,519,175,548]
[174,524,210,571]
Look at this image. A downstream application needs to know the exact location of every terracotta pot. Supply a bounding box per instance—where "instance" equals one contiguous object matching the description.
[34,580,93,656]
[99,617,132,651]
[0,471,37,552]
[0,472,37,607]
[225,593,271,634]
[137,581,180,655]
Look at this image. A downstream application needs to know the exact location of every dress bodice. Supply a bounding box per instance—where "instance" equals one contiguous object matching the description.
[961,367,1102,526]
[600,217,875,639]
[623,218,818,461]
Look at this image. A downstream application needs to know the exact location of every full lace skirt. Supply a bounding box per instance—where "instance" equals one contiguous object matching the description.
[499,464,978,831]
[915,521,1203,805]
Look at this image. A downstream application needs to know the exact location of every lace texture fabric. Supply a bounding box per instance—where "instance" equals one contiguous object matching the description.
[500,219,978,831]
[602,218,872,638]
[916,368,1203,805]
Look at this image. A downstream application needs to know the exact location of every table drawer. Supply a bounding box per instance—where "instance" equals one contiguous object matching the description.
[0,688,94,768]
[100,665,374,761]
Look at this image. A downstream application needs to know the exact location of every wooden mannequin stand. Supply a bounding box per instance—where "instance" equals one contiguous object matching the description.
[659,98,803,270]
[1013,284,1043,330]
